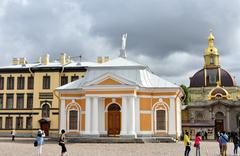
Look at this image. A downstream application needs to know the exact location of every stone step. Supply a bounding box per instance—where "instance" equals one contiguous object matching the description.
[67,137,144,143]
[142,137,177,143]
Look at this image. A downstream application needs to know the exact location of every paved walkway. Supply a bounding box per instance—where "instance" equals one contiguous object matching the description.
[0,141,236,156]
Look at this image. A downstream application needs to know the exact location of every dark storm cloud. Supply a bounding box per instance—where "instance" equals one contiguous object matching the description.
[0,0,239,85]
[81,0,240,57]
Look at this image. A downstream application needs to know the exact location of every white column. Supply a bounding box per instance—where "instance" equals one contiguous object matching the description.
[98,97,105,134]
[92,97,99,135]
[60,99,66,132]
[168,98,176,135]
[85,97,91,134]
[128,96,136,136]
[120,96,128,135]
[135,97,140,134]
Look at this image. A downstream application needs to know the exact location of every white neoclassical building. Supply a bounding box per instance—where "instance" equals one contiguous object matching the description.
[56,54,183,138]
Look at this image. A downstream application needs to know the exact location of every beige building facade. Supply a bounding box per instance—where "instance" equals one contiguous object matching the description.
[0,53,88,136]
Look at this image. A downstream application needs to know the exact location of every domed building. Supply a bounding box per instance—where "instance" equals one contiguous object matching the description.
[182,32,240,139]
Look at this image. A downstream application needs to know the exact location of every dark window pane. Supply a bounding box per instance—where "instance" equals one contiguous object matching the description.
[0,117,2,129]
[6,94,14,109]
[0,94,3,109]
[42,104,50,118]
[17,77,25,90]
[156,110,166,130]
[26,117,32,129]
[28,76,34,89]
[7,77,14,90]
[16,117,23,129]
[17,94,24,109]
[71,75,79,82]
[5,117,13,129]
[27,94,33,109]
[0,77,4,90]
[61,76,68,86]
[43,76,50,89]
[69,110,78,130]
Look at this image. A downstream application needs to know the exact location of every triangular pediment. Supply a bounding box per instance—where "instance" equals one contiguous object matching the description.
[85,73,137,86]
[97,78,122,85]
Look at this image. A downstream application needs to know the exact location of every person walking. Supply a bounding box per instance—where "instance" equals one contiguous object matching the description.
[11,129,16,142]
[219,131,228,156]
[184,131,191,156]
[232,132,239,155]
[36,129,44,156]
[194,132,202,156]
[59,129,67,156]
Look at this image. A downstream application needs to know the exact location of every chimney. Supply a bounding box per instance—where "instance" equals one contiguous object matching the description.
[104,56,109,62]
[12,58,20,65]
[19,57,27,65]
[43,54,50,65]
[97,57,103,63]
[38,57,42,63]
[60,53,66,65]
[66,55,71,64]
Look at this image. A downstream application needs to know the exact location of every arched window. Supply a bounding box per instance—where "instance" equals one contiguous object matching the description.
[42,104,50,118]
[108,104,121,111]
[210,56,214,64]
[156,110,166,130]
[69,110,78,130]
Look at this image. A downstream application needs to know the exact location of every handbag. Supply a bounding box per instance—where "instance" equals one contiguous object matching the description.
[34,140,38,147]
[194,143,196,147]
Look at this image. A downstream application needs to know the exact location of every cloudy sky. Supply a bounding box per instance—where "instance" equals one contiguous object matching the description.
[0,0,240,85]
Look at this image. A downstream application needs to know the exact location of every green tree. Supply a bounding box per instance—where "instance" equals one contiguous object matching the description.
[180,84,190,105]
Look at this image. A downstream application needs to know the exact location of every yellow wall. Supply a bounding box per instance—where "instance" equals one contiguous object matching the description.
[0,70,85,136]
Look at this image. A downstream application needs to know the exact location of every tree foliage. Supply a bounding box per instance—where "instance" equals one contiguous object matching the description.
[180,84,190,105]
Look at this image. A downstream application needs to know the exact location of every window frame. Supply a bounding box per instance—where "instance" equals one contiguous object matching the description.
[27,76,34,89]
[7,76,14,90]
[5,117,13,129]
[26,116,32,129]
[0,76,4,90]
[6,94,14,109]
[16,117,23,129]
[16,94,24,109]
[17,76,25,90]
[61,76,68,86]
[42,75,51,89]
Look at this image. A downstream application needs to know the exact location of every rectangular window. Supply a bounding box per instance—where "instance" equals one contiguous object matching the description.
[27,76,34,89]
[6,94,14,109]
[7,77,14,90]
[0,94,3,109]
[156,110,166,130]
[61,76,68,86]
[43,76,50,89]
[0,77,4,90]
[5,117,13,129]
[26,117,32,129]
[69,110,78,130]
[17,94,24,109]
[27,94,33,109]
[71,75,79,82]
[16,117,23,129]
[17,77,25,90]
[0,117,2,129]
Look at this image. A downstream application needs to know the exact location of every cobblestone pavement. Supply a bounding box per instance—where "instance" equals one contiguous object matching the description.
[0,141,237,156]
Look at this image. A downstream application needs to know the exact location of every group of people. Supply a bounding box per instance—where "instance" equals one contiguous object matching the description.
[184,130,240,156]
[31,129,66,156]
[184,131,202,156]
[33,129,67,156]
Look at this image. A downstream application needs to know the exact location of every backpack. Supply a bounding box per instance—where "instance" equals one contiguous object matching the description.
[34,140,38,147]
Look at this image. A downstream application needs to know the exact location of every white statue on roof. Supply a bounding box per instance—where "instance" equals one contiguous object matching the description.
[120,33,127,58]
[121,33,127,50]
